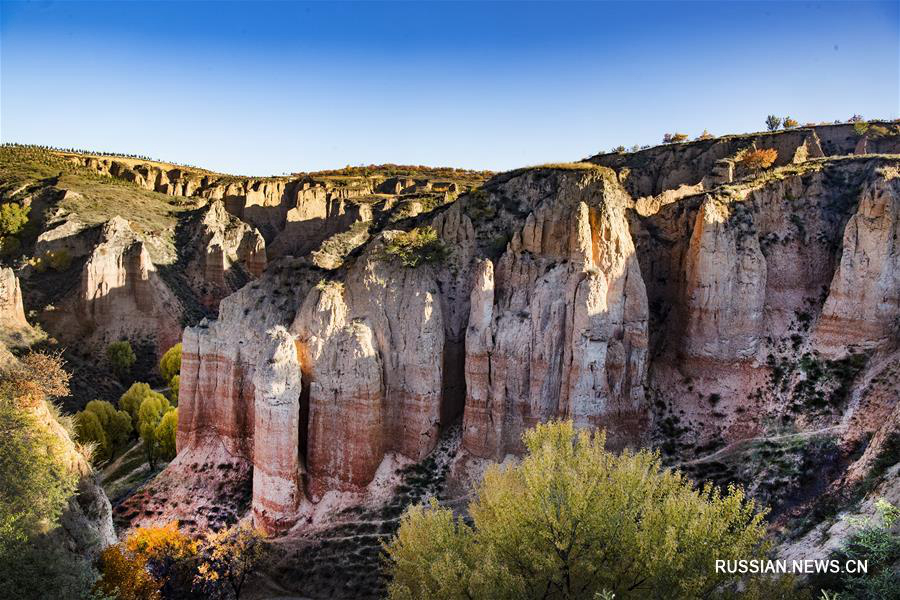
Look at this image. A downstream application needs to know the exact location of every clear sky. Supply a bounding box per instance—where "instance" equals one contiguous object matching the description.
[1,1,897,176]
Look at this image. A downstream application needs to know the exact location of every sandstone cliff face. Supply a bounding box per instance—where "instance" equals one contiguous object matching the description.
[461,170,649,459]
[105,126,900,588]
[293,238,445,499]
[183,200,267,310]
[633,161,898,452]
[0,267,33,346]
[43,216,183,355]
[813,169,900,352]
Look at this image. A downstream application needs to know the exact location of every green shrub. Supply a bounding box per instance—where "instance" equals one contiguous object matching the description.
[384,226,449,268]
[168,374,179,405]
[75,410,109,462]
[0,354,79,556]
[119,382,167,428]
[766,115,782,131]
[159,343,181,385]
[0,202,29,237]
[853,121,870,136]
[137,395,172,468]
[154,408,178,462]
[78,399,132,461]
[812,500,900,599]
[107,340,136,379]
[385,421,770,600]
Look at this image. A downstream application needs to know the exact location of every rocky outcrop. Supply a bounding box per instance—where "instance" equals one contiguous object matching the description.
[294,236,446,499]
[1,266,30,333]
[813,168,900,352]
[0,267,41,350]
[97,136,900,590]
[42,216,183,355]
[461,170,649,458]
[184,200,267,310]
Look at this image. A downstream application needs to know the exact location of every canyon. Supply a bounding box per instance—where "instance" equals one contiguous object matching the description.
[1,122,899,598]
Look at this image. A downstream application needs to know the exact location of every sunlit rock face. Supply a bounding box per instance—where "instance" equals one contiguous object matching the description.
[137,132,900,539]
[38,216,184,355]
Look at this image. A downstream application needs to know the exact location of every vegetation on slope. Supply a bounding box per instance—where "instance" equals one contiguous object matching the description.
[384,421,797,600]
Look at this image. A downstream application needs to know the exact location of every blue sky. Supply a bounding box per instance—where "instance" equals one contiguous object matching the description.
[1,1,897,175]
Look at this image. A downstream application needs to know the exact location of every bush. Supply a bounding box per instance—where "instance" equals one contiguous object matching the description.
[663,132,688,143]
[739,148,778,171]
[107,340,136,379]
[783,117,799,128]
[76,399,132,461]
[194,522,268,600]
[119,382,167,427]
[384,421,769,600]
[0,363,78,555]
[697,129,714,140]
[75,410,110,462]
[95,521,198,600]
[154,408,178,462]
[168,374,180,404]
[0,202,29,237]
[766,115,782,131]
[811,500,900,599]
[384,226,449,268]
[138,395,172,468]
[853,121,870,136]
[159,343,181,385]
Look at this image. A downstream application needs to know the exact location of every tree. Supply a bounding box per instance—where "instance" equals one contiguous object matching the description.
[766,115,782,131]
[95,521,198,600]
[0,353,95,599]
[697,129,714,140]
[80,399,133,458]
[194,523,267,599]
[95,545,162,600]
[75,409,110,462]
[107,340,136,379]
[384,227,450,268]
[159,343,182,385]
[119,382,167,428]
[739,148,778,171]
[0,354,78,555]
[168,374,180,404]
[0,202,29,237]
[138,396,171,468]
[783,117,799,128]
[155,408,178,462]
[385,421,769,600]
[670,132,688,142]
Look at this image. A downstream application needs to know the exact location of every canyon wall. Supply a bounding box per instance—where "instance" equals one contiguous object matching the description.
[84,127,899,559]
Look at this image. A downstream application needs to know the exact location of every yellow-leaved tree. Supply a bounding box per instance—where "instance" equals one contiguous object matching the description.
[384,421,779,600]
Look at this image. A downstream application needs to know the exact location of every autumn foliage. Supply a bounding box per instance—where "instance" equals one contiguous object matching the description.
[739,148,778,171]
[95,521,266,599]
